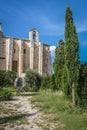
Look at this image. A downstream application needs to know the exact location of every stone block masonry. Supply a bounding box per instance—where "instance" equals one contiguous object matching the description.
[0,24,52,77]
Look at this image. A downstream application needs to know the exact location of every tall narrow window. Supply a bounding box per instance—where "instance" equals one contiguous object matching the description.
[13,49,16,53]
[24,49,26,54]
[33,31,36,42]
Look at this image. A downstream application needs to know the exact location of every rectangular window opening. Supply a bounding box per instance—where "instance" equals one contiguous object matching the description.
[0,57,5,59]
[13,49,16,53]
[24,49,26,54]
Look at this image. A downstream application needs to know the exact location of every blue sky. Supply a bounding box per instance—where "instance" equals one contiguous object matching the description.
[0,0,87,62]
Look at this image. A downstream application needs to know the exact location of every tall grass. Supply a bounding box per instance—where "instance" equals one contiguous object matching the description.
[31,89,87,130]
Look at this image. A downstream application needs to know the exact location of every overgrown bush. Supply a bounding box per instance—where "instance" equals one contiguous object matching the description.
[0,87,13,101]
[50,74,56,91]
[41,75,57,91]
[0,70,16,87]
[41,76,50,89]
[5,71,17,86]
[25,69,42,91]
[77,99,87,108]
[77,63,87,108]
[61,65,71,95]
[0,70,6,87]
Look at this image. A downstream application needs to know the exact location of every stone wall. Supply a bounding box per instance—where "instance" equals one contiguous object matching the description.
[12,39,19,72]
[0,42,6,70]
[23,41,30,73]
[43,44,51,75]
[0,34,52,76]
[33,42,39,71]
[13,39,19,61]
[38,42,43,74]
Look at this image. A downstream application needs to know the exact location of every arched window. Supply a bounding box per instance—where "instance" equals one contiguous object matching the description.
[32,31,36,42]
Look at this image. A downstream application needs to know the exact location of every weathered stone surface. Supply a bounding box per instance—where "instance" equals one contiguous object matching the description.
[0,43,6,70]
[0,28,52,76]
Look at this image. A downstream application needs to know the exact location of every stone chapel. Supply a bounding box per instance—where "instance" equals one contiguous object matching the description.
[0,23,52,78]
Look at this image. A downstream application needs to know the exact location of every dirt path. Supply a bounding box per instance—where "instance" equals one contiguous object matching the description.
[0,93,58,130]
[0,94,42,130]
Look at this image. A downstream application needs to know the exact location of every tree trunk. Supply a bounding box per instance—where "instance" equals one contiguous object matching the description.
[72,81,76,106]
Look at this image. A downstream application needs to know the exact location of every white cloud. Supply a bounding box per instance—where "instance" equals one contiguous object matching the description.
[77,20,87,33]
[50,46,56,57]
[77,25,87,33]
[81,42,87,46]
[40,18,87,35]
[37,17,64,36]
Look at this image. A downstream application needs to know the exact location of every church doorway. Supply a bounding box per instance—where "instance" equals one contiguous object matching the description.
[12,61,18,72]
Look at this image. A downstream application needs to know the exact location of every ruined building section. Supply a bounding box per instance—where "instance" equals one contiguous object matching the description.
[29,29,39,42]
[33,42,39,71]
[0,23,52,77]
[6,37,13,71]
[23,40,30,73]
[0,23,6,70]
[12,39,19,72]
[38,42,43,74]
[0,40,6,70]
[43,44,52,75]
[29,29,39,71]
[29,29,51,75]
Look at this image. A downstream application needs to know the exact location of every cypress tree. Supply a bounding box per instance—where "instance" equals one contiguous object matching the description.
[54,40,65,90]
[50,74,56,91]
[65,7,79,106]
[61,65,70,95]
[78,63,87,101]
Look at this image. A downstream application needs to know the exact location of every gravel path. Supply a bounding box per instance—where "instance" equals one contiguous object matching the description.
[0,93,58,130]
[0,95,43,130]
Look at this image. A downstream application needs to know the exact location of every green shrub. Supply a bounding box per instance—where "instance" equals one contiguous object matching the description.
[25,69,42,91]
[77,99,87,108]
[0,70,16,87]
[61,65,71,95]
[41,76,50,89]
[5,71,16,86]
[77,63,87,107]
[0,88,13,101]
[23,86,30,92]
[0,70,6,87]
[41,75,57,91]
[50,74,57,91]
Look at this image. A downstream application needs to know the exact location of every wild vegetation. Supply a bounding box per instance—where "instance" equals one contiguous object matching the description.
[0,70,16,87]
[0,70,17,100]
[77,63,87,107]
[31,90,87,130]
[53,40,65,90]
[24,69,42,92]
[0,87,18,101]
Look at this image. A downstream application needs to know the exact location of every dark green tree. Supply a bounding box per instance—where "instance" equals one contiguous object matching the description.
[61,65,70,95]
[41,76,50,89]
[54,40,65,90]
[65,7,79,106]
[78,63,87,102]
[50,74,56,91]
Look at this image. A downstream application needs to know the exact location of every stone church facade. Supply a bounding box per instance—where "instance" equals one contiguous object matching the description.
[0,23,52,77]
